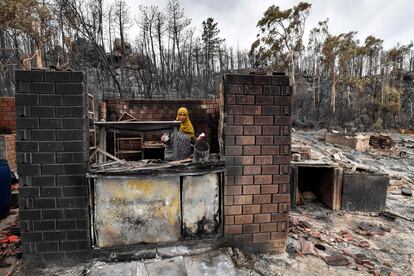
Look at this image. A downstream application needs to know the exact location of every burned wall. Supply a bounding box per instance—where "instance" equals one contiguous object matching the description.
[105,99,220,153]
[223,73,292,253]
[15,70,90,262]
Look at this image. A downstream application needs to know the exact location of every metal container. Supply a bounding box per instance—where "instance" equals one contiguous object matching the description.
[193,141,210,162]
[0,159,11,218]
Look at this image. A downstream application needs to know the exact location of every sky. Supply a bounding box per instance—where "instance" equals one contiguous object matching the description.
[123,0,413,50]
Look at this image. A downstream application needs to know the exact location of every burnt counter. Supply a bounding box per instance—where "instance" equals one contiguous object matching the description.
[87,160,225,248]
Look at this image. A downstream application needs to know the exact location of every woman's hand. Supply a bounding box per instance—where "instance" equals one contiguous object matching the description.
[196,132,205,142]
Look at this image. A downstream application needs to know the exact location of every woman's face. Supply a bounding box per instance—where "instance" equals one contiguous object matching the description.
[178,112,187,123]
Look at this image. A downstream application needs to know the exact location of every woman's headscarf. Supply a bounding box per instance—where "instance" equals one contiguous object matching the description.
[176,107,195,138]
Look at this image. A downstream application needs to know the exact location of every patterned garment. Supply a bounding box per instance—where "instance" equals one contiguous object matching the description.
[164,131,192,161]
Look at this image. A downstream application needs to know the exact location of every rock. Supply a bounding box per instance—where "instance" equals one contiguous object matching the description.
[302,191,316,200]
[324,255,350,266]
[300,239,319,256]
[292,153,301,162]
[401,188,412,196]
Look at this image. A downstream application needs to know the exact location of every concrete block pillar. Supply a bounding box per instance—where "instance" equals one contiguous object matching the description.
[15,69,90,262]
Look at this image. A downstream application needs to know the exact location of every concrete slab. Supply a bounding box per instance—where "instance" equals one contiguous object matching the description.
[183,250,239,276]
[145,256,186,276]
[88,261,147,276]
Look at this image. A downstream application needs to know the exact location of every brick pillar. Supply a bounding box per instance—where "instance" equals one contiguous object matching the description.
[15,70,90,262]
[223,73,291,253]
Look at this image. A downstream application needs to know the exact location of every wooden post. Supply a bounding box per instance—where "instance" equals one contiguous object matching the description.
[98,126,106,164]
[172,126,178,160]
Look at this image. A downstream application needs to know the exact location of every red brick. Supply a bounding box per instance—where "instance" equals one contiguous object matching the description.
[226,105,243,114]
[278,222,288,232]
[244,106,261,115]
[234,234,253,243]
[279,203,289,213]
[261,184,279,194]
[263,126,280,135]
[243,204,261,214]
[253,194,271,204]
[225,146,242,156]
[225,215,234,225]
[262,106,280,116]
[236,95,255,105]
[235,214,253,224]
[244,85,262,94]
[280,184,289,193]
[243,185,261,195]
[271,213,288,223]
[273,136,291,145]
[226,126,243,135]
[281,125,290,135]
[224,195,234,206]
[254,214,271,223]
[274,96,292,105]
[234,156,253,165]
[280,165,290,174]
[225,205,242,215]
[261,146,280,155]
[255,95,274,105]
[271,231,288,240]
[225,225,242,235]
[243,165,261,175]
[244,126,261,135]
[234,195,253,205]
[236,136,255,145]
[273,175,290,183]
[262,165,279,174]
[254,175,273,184]
[254,116,273,125]
[273,116,292,125]
[262,204,279,213]
[234,115,254,125]
[243,146,261,155]
[280,145,290,155]
[225,94,236,104]
[273,156,291,164]
[225,136,235,146]
[272,193,290,203]
[226,176,235,185]
[254,156,273,165]
[261,223,278,232]
[235,175,253,185]
[225,185,242,195]
[243,223,260,233]
[225,84,243,94]
[256,136,273,145]
[225,115,234,125]
[253,232,270,243]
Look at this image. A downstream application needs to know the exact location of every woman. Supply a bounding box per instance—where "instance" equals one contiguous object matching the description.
[176,107,195,140]
[161,107,194,160]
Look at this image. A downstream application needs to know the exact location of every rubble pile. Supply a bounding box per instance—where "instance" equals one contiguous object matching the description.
[0,208,21,276]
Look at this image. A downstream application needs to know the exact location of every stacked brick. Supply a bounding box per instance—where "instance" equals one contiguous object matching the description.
[15,70,90,262]
[0,97,16,133]
[0,134,16,171]
[223,73,292,253]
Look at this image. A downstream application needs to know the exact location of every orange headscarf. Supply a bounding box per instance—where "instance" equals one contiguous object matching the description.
[176,107,195,138]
